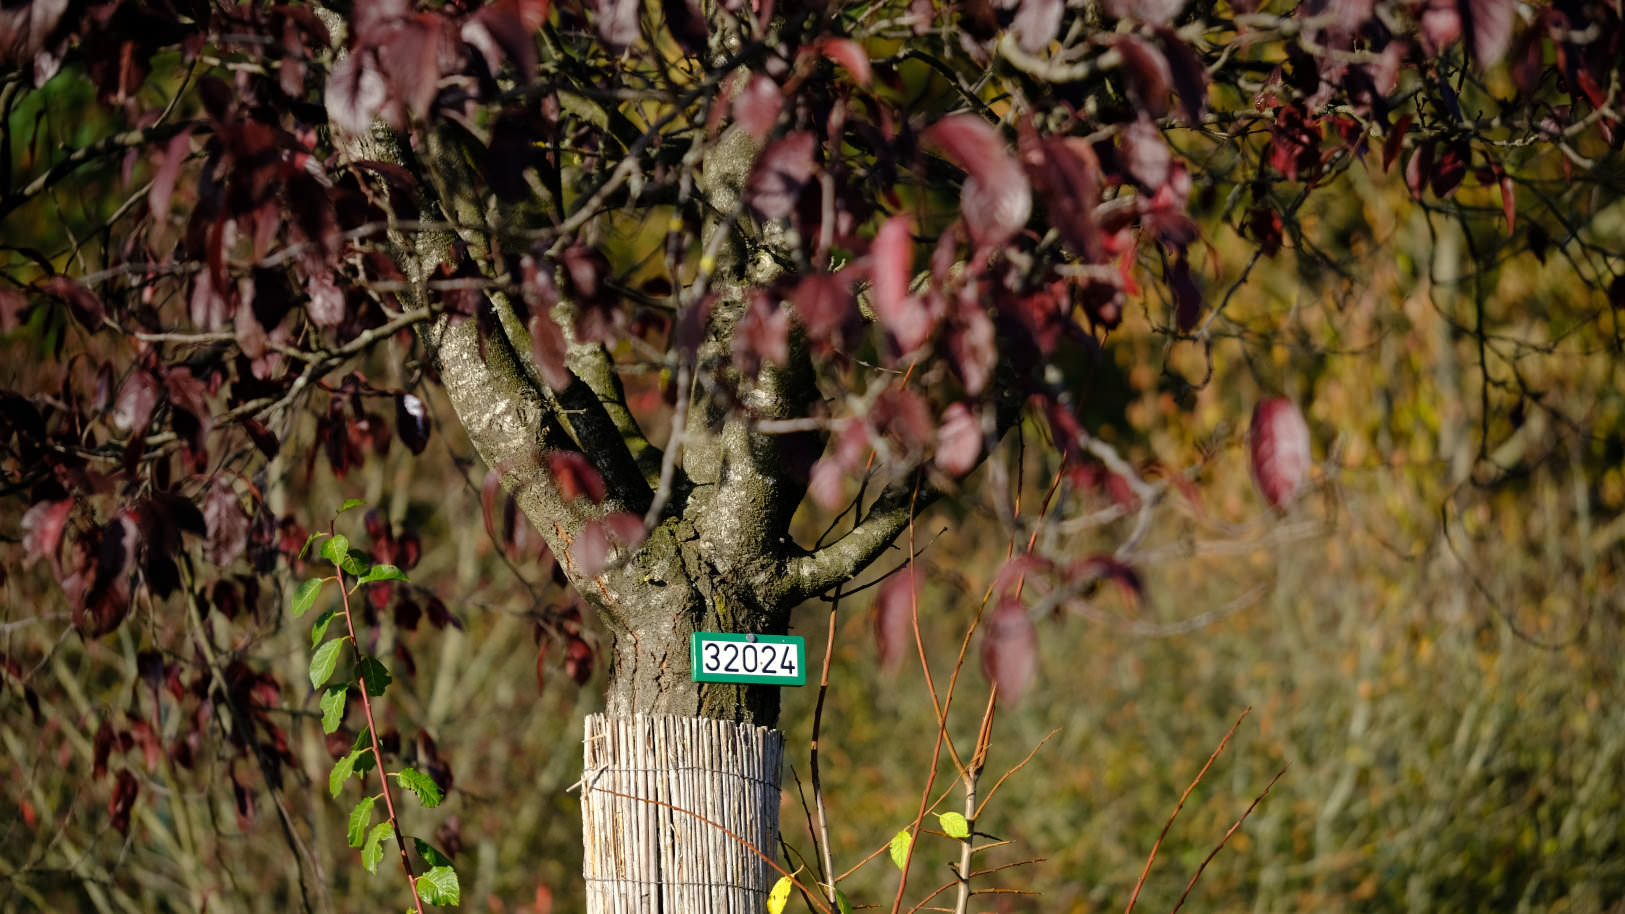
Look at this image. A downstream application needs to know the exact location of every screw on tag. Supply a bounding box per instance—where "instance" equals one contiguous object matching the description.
[747,633,757,643]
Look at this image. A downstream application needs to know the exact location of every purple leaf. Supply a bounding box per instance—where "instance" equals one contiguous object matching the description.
[746,131,817,222]
[980,598,1037,702]
[573,520,611,576]
[1250,397,1312,512]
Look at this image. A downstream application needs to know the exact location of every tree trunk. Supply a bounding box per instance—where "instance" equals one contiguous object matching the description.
[581,714,784,913]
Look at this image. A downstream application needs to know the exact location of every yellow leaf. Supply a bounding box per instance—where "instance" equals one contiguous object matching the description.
[767,875,792,914]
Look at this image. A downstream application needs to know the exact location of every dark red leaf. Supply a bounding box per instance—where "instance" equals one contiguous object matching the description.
[306,271,345,327]
[148,127,193,221]
[746,131,816,222]
[924,115,1031,248]
[481,468,508,548]
[934,402,981,477]
[324,50,389,135]
[565,637,593,684]
[21,499,73,568]
[39,276,105,331]
[1170,251,1202,332]
[1461,0,1513,68]
[1405,140,1435,199]
[1103,0,1185,26]
[869,216,932,352]
[732,74,782,141]
[947,298,996,395]
[1114,34,1172,117]
[0,288,28,331]
[1024,134,1104,262]
[819,37,871,85]
[734,293,791,376]
[203,482,248,568]
[1247,204,1284,257]
[1383,113,1413,172]
[593,0,640,51]
[1120,118,1170,190]
[109,770,139,834]
[548,451,607,503]
[980,598,1037,702]
[1495,166,1515,233]
[572,520,611,576]
[790,271,855,341]
[1430,141,1469,198]
[1156,28,1208,125]
[872,569,915,672]
[396,393,431,455]
[1250,397,1312,512]
[1011,0,1061,53]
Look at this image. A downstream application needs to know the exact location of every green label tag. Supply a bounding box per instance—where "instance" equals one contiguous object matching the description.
[690,633,806,686]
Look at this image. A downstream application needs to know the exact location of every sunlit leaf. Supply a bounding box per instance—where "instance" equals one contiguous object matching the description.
[309,639,344,690]
[347,796,375,847]
[889,828,912,869]
[939,811,970,839]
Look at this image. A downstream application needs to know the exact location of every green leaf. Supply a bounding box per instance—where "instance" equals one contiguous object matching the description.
[330,749,359,798]
[418,865,460,906]
[938,811,970,839]
[311,608,338,646]
[320,686,347,734]
[414,837,452,868]
[337,498,366,515]
[320,534,350,567]
[300,531,326,559]
[354,746,376,774]
[396,767,443,808]
[347,796,375,847]
[362,821,393,873]
[889,828,913,870]
[359,563,408,585]
[835,888,854,914]
[767,875,792,914]
[291,578,323,618]
[309,638,344,690]
[359,656,392,697]
[340,548,370,576]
